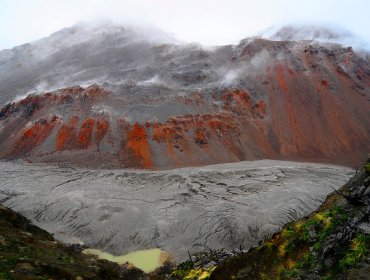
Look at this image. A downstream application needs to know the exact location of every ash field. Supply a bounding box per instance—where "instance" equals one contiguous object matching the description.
[0,160,352,261]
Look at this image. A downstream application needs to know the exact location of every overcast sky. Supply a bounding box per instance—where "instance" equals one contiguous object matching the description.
[1,0,369,50]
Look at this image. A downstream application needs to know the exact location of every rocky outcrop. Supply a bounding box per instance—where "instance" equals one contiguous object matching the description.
[0,203,146,280]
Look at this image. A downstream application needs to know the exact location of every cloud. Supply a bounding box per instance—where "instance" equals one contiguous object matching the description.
[219,50,273,85]
[260,23,370,51]
[1,0,370,50]
[137,75,165,86]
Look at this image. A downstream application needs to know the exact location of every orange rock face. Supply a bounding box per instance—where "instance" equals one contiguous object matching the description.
[10,116,59,157]
[76,118,95,149]
[125,123,153,169]
[56,116,79,151]
[94,119,109,147]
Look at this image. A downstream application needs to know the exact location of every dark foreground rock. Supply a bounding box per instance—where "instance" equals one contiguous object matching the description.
[0,203,147,280]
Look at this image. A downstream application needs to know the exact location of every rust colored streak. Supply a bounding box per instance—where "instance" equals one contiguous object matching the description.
[208,119,228,132]
[151,123,184,166]
[55,116,79,151]
[194,129,208,147]
[152,124,181,143]
[232,89,251,106]
[76,118,95,149]
[84,85,109,100]
[254,100,267,117]
[206,115,242,156]
[321,80,329,87]
[275,65,289,93]
[10,116,58,156]
[126,123,153,168]
[222,89,252,113]
[94,119,110,146]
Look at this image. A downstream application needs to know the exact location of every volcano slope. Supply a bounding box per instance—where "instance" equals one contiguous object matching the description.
[0,23,369,169]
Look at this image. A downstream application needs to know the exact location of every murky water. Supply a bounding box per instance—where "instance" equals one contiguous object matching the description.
[0,160,352,261]
[83,248,170,273]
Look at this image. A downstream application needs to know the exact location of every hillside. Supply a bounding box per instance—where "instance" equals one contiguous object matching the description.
[206,157,370,280]
[0,23,369,169]
[0,203,146,280]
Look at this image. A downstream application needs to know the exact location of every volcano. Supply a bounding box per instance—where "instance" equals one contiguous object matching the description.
[0,23,369,169]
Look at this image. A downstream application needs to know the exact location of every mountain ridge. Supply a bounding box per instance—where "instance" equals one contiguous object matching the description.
[0,23,369,169]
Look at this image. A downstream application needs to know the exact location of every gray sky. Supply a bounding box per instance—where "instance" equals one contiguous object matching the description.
[1,0,369,50]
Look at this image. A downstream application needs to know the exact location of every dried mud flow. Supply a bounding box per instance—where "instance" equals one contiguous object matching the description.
[0,23,369,169]
[0,160,352,261]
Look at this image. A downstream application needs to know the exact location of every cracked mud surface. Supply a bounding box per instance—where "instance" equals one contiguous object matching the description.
[0,160,352,261]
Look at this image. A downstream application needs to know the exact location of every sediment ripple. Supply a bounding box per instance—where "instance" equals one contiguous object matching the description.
[0,160,352,261]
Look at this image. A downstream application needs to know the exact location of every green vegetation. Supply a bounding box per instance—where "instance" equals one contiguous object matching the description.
[171,262,216,280]
[338,233,370,269]
[364,163,370,173]
[258,203,368,279]
[277,267,299,280]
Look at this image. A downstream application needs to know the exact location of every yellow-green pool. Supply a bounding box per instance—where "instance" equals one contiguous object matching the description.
[83,248,171,273]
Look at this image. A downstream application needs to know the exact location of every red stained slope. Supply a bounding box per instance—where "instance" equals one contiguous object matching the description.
[76,118,95,149]
[9,116,59,157]
[125,123,153,169]
[0,41,369,169]
[56,116,80,151]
